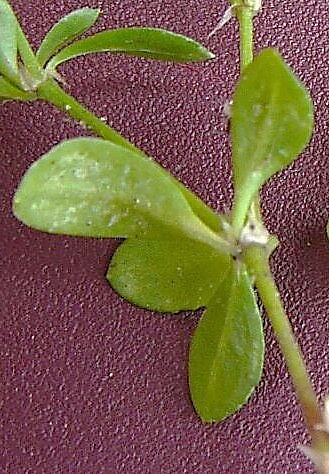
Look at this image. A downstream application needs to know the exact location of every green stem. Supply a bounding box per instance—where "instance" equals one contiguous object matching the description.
[36,79,142,154]
[244,246,327,447]
[231,3,261,236]
[235,6,254,72]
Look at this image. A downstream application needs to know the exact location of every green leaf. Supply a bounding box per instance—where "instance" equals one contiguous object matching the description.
[45,27,215,71]
[107,233,231,312]
[230,48,313,232]
[13,138,228,252]
[0,0,19,84]
[188,263,264,422]
[174,180,225,235]
[36,7,101,67]
[0,75,36,100]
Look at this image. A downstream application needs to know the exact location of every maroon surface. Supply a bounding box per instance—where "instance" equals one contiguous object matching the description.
[1,1,329,473]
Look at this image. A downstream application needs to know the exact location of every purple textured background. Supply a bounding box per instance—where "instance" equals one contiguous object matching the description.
[1,0,329,473]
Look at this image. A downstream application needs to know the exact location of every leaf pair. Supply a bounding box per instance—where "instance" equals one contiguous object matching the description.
[12,138,232,312]
[0,0,45,98]
[0,0,41,97]
[109,235,265,422]
[34,7,214,72]
[1,4,214,99]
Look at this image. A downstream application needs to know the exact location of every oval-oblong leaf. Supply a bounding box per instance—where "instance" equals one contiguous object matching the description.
[230,48,313,232]
[0,0,19,84]
[13,138,228,253]
[46,27,215,71]
[189,263,264,422]
[107,233,232,312]
[36,7,101,67]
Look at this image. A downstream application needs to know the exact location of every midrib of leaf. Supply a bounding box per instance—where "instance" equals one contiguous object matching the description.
[232,83,279,231]
[204,269,237,402]
[236,81,279,187]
